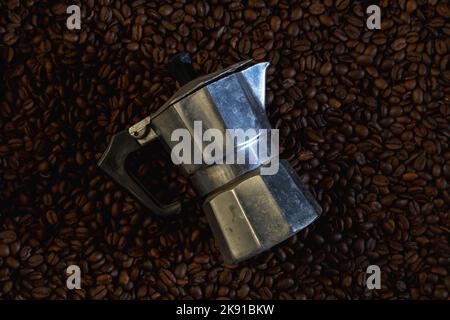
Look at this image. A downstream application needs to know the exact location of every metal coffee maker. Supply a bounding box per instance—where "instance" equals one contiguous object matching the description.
[98,53,321,263]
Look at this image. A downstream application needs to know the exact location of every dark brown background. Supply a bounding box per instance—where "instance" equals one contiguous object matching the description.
[0,0,449,299]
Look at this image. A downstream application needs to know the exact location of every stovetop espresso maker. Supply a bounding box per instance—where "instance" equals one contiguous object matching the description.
[98,53,321,263]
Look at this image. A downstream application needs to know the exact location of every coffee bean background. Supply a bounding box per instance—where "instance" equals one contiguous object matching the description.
[1,0,449,300]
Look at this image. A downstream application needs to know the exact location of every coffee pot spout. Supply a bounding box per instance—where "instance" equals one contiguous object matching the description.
[240,62,269,110]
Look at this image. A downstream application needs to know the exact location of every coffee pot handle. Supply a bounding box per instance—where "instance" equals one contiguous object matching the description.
[97,52,196,216]
[98,130,182,216]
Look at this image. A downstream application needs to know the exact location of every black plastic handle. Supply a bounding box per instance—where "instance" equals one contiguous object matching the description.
[98,130,182,216]
[167,52,196,85]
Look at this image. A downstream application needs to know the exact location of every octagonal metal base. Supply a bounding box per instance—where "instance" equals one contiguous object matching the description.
[203,160,321,263]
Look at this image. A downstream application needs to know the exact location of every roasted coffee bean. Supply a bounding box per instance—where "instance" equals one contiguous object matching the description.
[0,231,17,244]
[174,263,187,279]
[31,287,52,299]
[158,4,173,17]
[90,286,108,300]
[0,245,10,257]
[27,255,44,268]
[275,277,294,290]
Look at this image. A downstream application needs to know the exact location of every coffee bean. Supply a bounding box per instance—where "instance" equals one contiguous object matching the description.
[219,270,232,285]
[309,4,325,15]
[252,48,266,60]
[374,78,388,90]
[270,16,281,32]
[319,62,332,76]
[31,287,52,299]
[119,270,130,286]
[160,268,176,287]
[305,128,324,143]
[90,286,108,300]
[406,0,417,13]
[193,254,210,264]
[244,9,257,21]
[291,7,303,21]
[237,284,250,299]
[97,274,112,285]
[335,0,349,11]
[159,5,173,17]
[282,67,296,78]
[373,175,389,186]
[392,38,407,51]
[45,210,58,225]
[383,219,396,235]
[353,239,365,255]
[412,88,423,104]
[402,172,418,181]
[259,286,272,299]
[0,231,17,244]
[342,275,352,287]
[433,287,448,300]
[355,125,369,138]
[28,255,44,268]
[174,263,187,279]
[431,266,447,277]
[356,55,373,66]
[275,277,294,290]
[0,244,10,257]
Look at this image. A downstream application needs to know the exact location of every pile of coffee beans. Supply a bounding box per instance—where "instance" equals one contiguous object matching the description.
[1,0,449,299]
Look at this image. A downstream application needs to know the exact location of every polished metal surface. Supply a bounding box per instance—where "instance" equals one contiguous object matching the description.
[152,60,253,118]
[191,162,261,196]
[151,62,271,178]
[203,160,321,263]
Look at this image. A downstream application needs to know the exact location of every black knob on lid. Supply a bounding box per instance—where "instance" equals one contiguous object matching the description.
[167,52,196,85]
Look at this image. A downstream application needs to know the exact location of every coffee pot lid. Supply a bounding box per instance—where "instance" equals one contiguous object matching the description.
[152,60,253,118]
